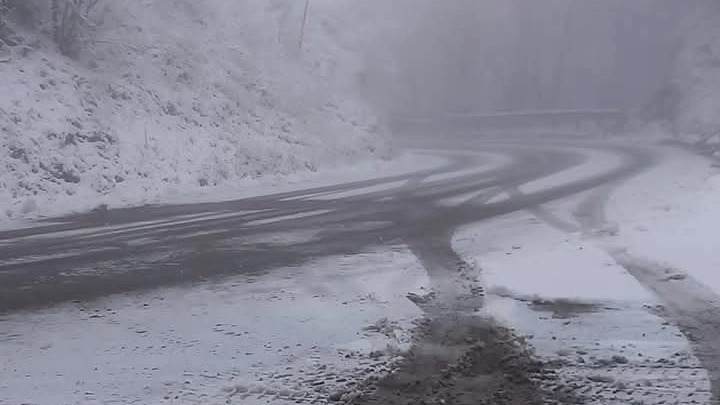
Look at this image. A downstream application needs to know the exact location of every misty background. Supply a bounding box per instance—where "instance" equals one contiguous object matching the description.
[312,0,698,117]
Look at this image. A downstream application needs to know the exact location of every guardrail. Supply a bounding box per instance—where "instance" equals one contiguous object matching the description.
[391,109,627,135]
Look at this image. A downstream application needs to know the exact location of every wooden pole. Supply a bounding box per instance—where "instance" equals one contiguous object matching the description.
[299,0,311,50]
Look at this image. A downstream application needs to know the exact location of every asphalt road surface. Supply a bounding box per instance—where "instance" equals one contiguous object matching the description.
[0,138,656,313]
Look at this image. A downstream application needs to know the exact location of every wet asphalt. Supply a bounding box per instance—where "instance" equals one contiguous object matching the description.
[0,138,655,313]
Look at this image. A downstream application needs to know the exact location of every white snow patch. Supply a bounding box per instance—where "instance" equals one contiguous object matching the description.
[242,209,333,227]
[606,146,720,294]
[2,210,265,242]
[310,180,407,200]
[219,229,321,247]
[453,213,653,303]
[0,246,429,405]
[517,147,622,194]
[422,151,510,183]
[0,247,119,267]
[485,191,511,204]
[436,189,494,207]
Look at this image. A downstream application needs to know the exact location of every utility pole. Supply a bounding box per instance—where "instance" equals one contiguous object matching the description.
[299,0,311,50]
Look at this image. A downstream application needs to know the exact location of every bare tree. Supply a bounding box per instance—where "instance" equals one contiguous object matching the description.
[0,0,15,62]
[52,0,102,57]
[0,0,10,39]
[51,0,59,41]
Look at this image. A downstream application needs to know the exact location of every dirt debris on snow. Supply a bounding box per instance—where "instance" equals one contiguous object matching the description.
[528,298,601,320]
[495,296,714,405]
[346,315,580,405]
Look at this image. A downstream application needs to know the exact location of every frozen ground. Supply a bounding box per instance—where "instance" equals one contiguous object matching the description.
[0,0,388,223]
[0,245,429,405]
[453,145,720,404]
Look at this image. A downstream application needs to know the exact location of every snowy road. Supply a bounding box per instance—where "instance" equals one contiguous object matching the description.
[0,139,652,312]
[4,137,720,405]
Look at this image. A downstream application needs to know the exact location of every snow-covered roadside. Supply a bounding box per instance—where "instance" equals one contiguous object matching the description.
[605,146,720,293]
[453,210,712,404]
[0,245,428,405]
[450,145,720,404]
[0,150,449,230]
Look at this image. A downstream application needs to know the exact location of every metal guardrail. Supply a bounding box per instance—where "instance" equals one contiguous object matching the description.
[444,109,623,118]
[392,109,627,135]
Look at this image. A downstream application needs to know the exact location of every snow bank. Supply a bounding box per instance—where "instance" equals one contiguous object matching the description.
[607,147,720,294]
[453,211,654,304]
[0,0,389,221]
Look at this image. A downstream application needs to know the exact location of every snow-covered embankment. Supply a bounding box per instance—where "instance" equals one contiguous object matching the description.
[0,0,389,221]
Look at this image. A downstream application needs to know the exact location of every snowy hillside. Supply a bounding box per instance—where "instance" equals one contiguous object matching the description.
[0,0,389,220]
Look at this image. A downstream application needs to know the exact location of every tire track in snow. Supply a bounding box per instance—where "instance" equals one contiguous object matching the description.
[569,165,720,403]
[611,252,720,402]
[488,146,715,404]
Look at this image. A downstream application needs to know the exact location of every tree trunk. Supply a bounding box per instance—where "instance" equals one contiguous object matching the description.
[51,0,60,42]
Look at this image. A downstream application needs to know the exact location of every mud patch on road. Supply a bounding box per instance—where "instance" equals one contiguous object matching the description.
[348,314,575,405]
[487,288,601,320]
[346,234,581,405]
[528,298,601,319]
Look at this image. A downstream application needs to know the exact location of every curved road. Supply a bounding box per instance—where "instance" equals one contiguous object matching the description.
[0,139,656,313]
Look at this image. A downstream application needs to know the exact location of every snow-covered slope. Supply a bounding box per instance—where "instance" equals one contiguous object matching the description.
[0,0,389,220]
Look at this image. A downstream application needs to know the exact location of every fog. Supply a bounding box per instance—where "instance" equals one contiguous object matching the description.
[318,0,699,117]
